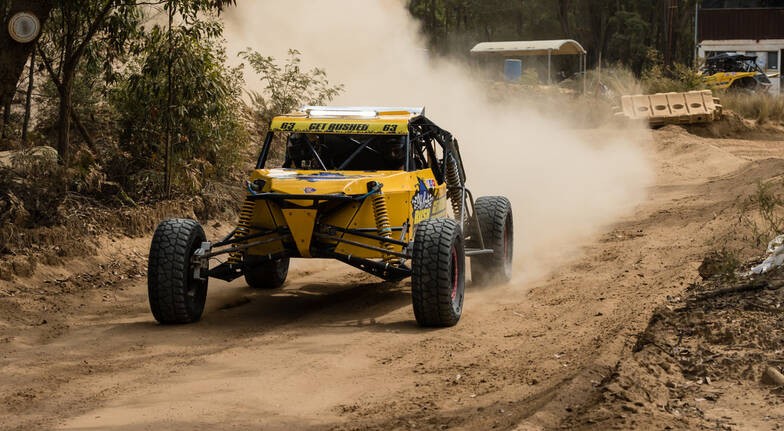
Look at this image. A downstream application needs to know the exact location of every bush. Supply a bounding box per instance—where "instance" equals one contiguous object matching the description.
[112,20,249,199]
[737,179,784,247]
[642,63,707,94]
[241,48,343,137]
[0,147,66,227]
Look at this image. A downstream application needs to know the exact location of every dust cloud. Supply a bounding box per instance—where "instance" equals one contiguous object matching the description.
[223,1,654,283]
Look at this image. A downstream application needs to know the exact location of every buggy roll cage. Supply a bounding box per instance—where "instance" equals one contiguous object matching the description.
[255,114,467,186]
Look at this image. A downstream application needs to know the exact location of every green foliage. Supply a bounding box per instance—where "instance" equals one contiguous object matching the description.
[607,10,650,73]
[0,149,66,227]
[35,0,144,165]
[241,49,344,137]
[112,19,248,198]
[641,50,707,94]
[408,0,561,56]
[408,0,700,70]
[36,0,144,98]
[165,0,237,20]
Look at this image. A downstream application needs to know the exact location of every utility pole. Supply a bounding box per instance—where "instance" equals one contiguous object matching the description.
[694,0,701,64]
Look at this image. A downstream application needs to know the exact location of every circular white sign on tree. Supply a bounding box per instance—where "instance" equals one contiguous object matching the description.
[8,12,41,43]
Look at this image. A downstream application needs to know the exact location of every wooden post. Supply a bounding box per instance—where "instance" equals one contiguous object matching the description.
[547,49,552,85]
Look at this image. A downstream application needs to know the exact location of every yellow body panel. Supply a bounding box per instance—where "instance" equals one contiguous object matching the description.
[242,168,447,259]
[703,71,758,90]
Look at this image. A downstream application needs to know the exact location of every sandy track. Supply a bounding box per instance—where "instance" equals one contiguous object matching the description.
[2,126,784,431]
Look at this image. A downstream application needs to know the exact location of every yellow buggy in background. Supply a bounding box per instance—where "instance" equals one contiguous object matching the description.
[147,107,514,327]
[702,53,773,92]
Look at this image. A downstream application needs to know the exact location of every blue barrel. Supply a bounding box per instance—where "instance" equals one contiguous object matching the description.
[504,59,522,81]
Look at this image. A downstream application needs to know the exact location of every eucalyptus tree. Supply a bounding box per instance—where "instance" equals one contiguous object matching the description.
[23,0,236,165]
[0,1,54,142]
[36,0,143,164]
[112,3,247,198]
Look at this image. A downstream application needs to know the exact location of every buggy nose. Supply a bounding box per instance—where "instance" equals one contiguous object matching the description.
[280,209,318,257]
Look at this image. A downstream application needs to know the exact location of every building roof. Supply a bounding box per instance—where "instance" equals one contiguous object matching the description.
[470,39,586,56]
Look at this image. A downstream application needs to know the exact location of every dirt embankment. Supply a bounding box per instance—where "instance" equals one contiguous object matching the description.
[1,121,784,431]
[564,268,784,431]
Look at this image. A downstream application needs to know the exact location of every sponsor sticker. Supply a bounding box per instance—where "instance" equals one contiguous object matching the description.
[412,178,435,224]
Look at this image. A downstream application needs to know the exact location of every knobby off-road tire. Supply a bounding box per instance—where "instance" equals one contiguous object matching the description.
[148,218,208,324]
[411,218,465,327]
[472,196,513,285]
[244,255,289,289]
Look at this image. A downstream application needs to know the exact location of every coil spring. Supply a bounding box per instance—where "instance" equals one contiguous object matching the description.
[445,155,463,223]
[369,183,396,262]
[228,198,256,264]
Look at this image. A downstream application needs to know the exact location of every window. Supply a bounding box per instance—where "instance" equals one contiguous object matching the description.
[769,51,779,70]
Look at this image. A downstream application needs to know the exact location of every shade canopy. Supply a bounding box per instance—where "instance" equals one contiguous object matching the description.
[470,39,586,56]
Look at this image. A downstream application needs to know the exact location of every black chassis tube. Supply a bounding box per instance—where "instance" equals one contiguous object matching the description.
[256,131,275,169]
[312,232,410,260]
[318,249,411,281]
[324,224,409,247]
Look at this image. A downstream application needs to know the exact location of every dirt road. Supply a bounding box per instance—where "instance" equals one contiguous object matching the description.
[2,125,784,430]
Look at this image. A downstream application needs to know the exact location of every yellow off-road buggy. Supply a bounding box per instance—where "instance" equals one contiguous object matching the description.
[147,107,513,327]
[702,53,773,92]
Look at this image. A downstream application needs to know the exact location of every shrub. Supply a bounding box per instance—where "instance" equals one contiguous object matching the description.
[642,63,707,94]
[112,20,249,199]
[241,48,343,137]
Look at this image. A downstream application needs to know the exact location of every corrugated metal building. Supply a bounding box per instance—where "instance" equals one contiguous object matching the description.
[698,1,784,93]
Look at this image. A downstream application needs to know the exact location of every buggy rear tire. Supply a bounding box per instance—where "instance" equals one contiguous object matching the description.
[244,255,289,289]
[471,196,513,285]
[147,218,208,324]
[411,218,465,327]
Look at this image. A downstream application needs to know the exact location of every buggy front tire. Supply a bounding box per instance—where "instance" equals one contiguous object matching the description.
[147,218,208,324]
[244,255,289,289]
[411,218,465,327]
[471,196,513,285]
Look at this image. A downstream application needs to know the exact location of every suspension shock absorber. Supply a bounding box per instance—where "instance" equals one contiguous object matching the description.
[445,154,463,224]
[228,197,256,265]
[368,182,396,262]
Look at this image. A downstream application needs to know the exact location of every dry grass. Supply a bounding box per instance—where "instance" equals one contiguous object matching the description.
[720,92,784,125]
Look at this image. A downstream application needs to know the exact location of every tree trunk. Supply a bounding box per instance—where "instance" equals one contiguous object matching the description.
[57,69,74,165]
[70,110,95,151]
[0,0,53,118]
[1,97,10,140]
[558,0,571,37]
[22,46,34,145]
